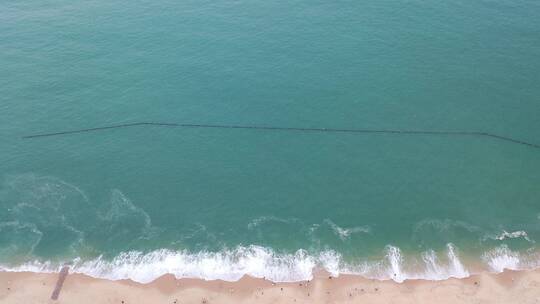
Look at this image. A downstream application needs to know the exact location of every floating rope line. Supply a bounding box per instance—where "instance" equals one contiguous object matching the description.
[21,122,540,149]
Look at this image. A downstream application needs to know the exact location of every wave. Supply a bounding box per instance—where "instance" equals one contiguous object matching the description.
[3,244,536,284]
[323,219,370,241]
[1,175,539,284]
[335,244,469,283]
[491,230,534,243]
[0,174,159,256]
[482,245,540,273]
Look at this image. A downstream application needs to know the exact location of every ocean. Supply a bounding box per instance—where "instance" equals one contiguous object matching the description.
[1,0,540,283]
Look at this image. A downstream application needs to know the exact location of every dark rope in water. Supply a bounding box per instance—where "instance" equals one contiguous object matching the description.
[21,122,540,149]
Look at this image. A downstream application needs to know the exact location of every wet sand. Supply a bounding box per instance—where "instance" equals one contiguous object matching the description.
[1,269,539,303]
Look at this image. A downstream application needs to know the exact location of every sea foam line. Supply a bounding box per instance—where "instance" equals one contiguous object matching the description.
[1,244,538,284]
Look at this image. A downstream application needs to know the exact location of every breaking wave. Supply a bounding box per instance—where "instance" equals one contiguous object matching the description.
[1,175,539,284]
[482,245,540,273]
[3,243,538,284]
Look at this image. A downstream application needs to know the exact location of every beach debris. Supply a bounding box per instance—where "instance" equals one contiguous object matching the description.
[201,297,208,304]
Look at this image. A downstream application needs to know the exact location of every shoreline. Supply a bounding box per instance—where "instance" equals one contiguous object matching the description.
[2,243,534,284]
[2,269,540,303]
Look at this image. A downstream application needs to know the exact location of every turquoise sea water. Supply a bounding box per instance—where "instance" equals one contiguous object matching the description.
[1,0,540,282]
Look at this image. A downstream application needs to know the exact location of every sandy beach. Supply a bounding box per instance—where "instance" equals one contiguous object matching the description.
[1,269,539,304]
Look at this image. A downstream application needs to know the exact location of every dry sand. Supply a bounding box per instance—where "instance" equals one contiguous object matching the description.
[1,269,540,303]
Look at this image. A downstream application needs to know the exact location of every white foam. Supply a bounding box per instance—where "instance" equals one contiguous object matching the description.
[492,230,534,243]
[1,244,538,284]
[446,244,469,278]
[328,244,469,282]
[323,219,370,241]
[318,250,341,277]
[71,246,317,283]
[0,260,60,274]
[385,245,406,282]
[420,244,469,280]
[483,245,521,272]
